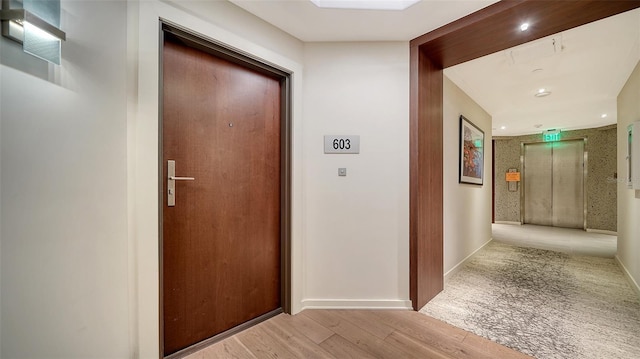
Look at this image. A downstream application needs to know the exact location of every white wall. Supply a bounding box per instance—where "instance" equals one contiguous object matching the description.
[0,1,130,358]
[1,1,413,357]
[442,75,493,279]
[617,60,640,295]
[301,42,410,309]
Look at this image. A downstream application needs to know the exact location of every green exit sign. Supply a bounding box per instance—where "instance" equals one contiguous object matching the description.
[543,129,561,142]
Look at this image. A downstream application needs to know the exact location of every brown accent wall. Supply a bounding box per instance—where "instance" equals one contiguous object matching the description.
[494,125,617,232]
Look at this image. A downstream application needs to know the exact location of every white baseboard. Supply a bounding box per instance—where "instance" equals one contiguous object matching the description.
[444,238,493,285]
[301,299,412,310]
[494,221,521,225]
[615,255,640,299]
[586,228,618,236]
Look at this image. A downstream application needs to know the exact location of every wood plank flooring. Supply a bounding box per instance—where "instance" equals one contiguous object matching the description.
[183,310,532,359]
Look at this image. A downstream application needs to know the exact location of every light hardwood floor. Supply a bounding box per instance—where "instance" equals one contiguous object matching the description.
[183,310,532,359]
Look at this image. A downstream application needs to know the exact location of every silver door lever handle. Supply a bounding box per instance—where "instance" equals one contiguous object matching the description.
[169,176,195,181]
[167,160,195,207]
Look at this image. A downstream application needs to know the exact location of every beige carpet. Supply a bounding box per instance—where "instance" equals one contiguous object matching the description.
[420,241,640,359]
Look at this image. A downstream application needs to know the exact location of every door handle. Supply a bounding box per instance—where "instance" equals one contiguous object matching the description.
[167,160,195,207]
[169,176,195,181]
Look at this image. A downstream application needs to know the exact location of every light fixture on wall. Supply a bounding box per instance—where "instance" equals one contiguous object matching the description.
[1,0,66,65]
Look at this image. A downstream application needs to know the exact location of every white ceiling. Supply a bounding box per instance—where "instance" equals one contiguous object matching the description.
[229,0,640,136]
[446,8,640,136]
[229,0,498,42]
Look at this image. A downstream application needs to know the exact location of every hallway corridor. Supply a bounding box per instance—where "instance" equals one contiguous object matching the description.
[492,224,616,258]
[421,225,639,359]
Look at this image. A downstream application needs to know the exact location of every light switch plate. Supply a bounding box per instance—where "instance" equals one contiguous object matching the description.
[338,168,347,176]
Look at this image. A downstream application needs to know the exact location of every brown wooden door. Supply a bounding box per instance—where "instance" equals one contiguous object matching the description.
[162,36,282,356]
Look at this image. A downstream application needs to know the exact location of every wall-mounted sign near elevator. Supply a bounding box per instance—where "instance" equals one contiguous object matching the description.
[543,129,561,142]
[324,135,360,154]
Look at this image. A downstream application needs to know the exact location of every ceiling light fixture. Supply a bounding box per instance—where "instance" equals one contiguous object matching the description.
[535,88,551,97]
[601,114,608,118]
[310,0,420,11]
[520,22,530,31]
[500,126,507,130]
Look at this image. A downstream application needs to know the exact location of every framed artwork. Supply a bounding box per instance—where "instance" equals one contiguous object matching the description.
[459,115,484,185]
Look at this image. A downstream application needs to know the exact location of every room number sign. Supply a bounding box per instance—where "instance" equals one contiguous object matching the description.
[324,135,360,154]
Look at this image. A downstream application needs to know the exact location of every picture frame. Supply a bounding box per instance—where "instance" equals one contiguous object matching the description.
[459,115,484,185]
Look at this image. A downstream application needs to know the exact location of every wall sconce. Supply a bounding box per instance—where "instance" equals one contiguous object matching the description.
[1,0,66,65]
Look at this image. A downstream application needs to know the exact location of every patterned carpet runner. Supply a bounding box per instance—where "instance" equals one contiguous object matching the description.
[420,241,640,359]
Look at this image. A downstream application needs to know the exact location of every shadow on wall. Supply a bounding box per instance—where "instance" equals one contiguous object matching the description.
[0,37,52,81]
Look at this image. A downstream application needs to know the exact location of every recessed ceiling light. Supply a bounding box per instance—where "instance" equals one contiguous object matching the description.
[310,0,420,11]
[500,126,507,130]
[601,114,608,118]
[520,23,530,31]
[535,88,551,97]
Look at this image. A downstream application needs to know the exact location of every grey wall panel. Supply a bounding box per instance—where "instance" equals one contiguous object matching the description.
[494,139,522,222]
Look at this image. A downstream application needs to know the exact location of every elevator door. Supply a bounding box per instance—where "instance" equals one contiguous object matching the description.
[523,140,584,229]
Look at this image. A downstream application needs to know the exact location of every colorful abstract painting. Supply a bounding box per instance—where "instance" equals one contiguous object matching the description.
[459,115,484,185]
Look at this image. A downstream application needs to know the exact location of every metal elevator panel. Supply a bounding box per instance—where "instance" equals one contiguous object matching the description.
[523,140,585,229]
[524,143,553,226]
[552,140,584,228]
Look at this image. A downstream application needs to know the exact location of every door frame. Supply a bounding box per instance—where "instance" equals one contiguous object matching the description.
[158,21,292,357]
[409,1,640,310]
[520,138,588,229]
